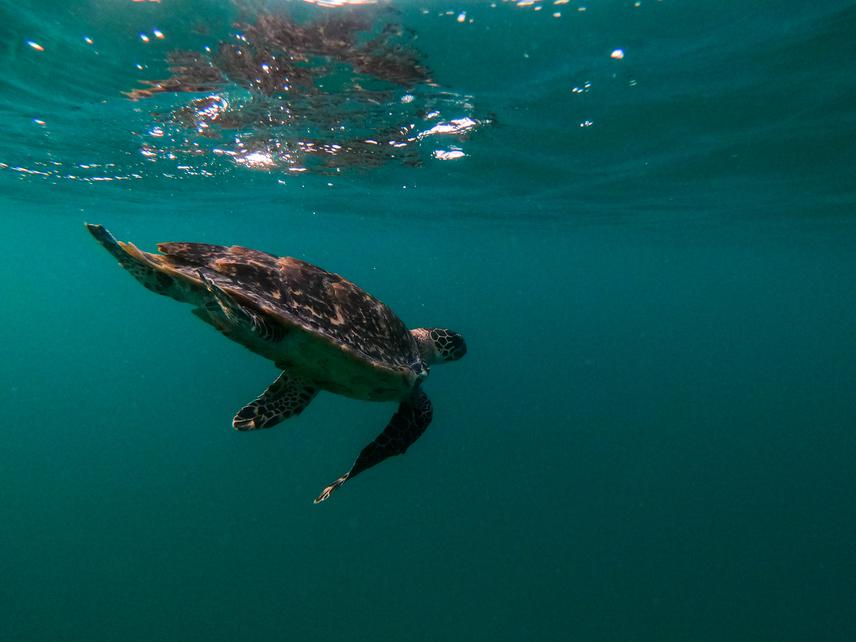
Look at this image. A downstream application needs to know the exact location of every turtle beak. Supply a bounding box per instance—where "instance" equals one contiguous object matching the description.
[447,333,467,361]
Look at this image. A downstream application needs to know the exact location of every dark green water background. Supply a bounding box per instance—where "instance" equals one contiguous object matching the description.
[1,1,855,640]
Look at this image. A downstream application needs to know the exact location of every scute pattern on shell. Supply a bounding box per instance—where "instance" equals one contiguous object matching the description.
[155,241,418,371]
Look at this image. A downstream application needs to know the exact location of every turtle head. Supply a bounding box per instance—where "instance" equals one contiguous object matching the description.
[411,328,467,365]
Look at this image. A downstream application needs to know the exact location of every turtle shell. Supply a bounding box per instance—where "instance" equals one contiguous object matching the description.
[153,241,422,379]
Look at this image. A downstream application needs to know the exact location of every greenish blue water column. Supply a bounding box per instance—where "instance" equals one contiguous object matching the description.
[1,1,854,640]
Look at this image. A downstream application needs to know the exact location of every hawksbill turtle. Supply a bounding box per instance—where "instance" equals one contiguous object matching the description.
[85,224,467,503]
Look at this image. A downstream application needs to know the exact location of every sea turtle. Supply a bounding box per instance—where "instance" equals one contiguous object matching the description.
[86,223,466,503]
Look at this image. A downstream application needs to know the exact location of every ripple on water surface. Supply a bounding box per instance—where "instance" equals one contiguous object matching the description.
[0,1,492,191]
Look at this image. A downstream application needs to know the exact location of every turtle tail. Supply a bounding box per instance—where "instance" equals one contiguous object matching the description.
[85,223,185,300]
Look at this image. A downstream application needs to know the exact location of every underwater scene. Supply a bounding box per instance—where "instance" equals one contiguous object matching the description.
[1,0,855,640]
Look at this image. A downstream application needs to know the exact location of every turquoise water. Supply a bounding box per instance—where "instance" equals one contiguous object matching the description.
[2,1,856,640]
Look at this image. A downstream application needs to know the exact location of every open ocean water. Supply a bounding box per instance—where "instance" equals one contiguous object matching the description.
[1,0,855,640]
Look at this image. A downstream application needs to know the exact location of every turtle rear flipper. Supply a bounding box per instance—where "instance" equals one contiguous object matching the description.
[314,386,433,503]
[86,223,185,300]
[197,271,285,341]
[233,371,317,430]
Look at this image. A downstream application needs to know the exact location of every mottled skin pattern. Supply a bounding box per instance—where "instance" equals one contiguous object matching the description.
[86,224,467,503]
[412,327,467,363]
[232,371,317,430]
[315,386,433,503]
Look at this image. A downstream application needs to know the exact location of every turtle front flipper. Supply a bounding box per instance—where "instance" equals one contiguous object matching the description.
[233,371,317,430]
[314,386,433,503]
